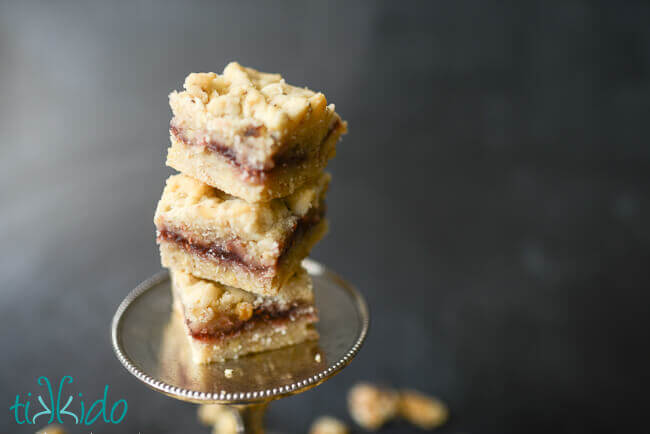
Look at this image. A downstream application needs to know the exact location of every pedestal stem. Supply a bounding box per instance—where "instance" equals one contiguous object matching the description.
[232,402,269,434]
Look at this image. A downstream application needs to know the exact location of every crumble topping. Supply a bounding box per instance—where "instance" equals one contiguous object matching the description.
[171,62,334,134]
[154,172,329,244]
[171,268,314,337]
[168,63,346,169]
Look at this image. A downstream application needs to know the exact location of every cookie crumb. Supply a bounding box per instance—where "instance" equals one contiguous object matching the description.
[36,425,66,434]
[309,416,349,434]
[398,390,448,429]
[347,383,399,430]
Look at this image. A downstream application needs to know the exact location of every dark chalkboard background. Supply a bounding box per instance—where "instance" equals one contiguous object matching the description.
[1,1,649,433]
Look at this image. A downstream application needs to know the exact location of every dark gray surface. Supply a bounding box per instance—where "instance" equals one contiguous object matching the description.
[1,1,649,433]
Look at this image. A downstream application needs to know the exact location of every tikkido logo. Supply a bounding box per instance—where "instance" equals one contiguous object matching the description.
[9,376,128,426]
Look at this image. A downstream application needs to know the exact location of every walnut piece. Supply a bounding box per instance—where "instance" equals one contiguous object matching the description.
[35,425,66,434]
[236,302,253,321]
[309,416,349,434]
[398,390,448,429]
[347,383,399,430]
[198,404,238,434]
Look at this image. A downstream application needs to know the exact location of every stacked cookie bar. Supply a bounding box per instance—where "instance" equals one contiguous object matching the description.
[154,62,347,363]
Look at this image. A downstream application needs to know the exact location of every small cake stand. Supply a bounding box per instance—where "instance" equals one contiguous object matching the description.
[111,259,369,433]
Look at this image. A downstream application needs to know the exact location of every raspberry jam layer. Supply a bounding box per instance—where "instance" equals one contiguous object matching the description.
[158,227,269,273]
[170,119,341,181]
[186,304,317,343]
[157,206,324,275]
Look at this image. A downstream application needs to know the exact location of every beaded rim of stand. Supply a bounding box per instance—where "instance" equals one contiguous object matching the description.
[111,259,370,404]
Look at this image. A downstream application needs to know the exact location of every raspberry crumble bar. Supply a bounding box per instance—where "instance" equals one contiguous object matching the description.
[171,268,318,363]
[167,62,347,202]
[154,172,329,296]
